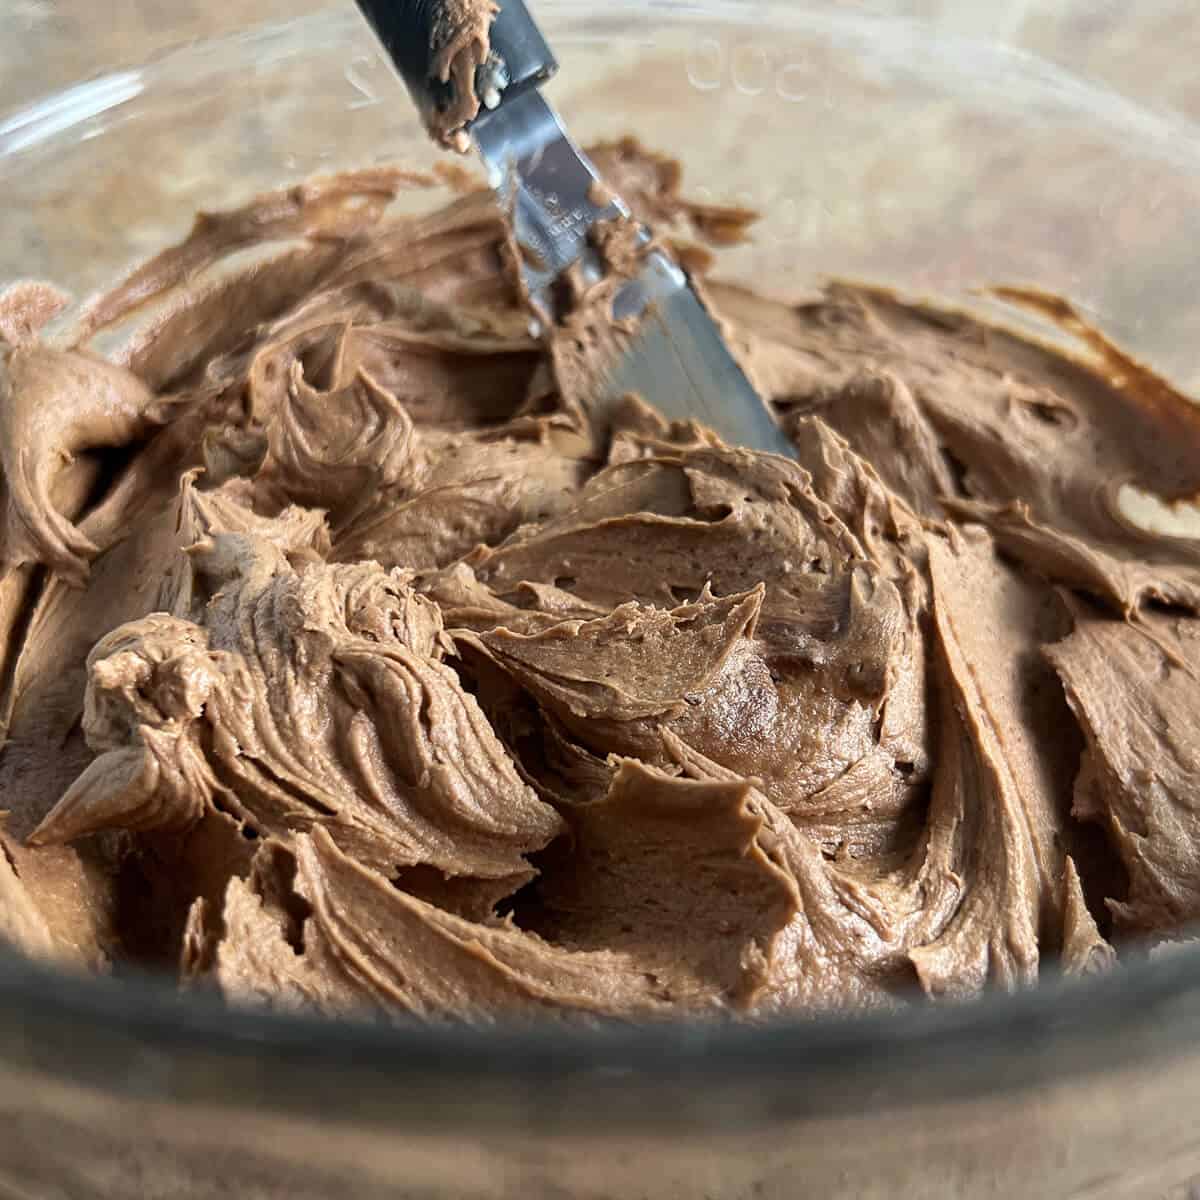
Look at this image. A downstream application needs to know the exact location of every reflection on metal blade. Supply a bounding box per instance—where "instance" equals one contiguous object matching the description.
[471,91,794,457]
[604,253,798,458]
[473,90,624,303]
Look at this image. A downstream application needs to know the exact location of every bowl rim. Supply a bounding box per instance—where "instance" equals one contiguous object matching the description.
[4,938,1200,1129]
[2,0,1200,1127]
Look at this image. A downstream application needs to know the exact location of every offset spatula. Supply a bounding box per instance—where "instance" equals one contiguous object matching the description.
[353,0,796,457]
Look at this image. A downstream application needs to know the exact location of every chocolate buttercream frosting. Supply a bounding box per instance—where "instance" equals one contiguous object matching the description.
[425,0,500,153]
[0,140,1197,1023]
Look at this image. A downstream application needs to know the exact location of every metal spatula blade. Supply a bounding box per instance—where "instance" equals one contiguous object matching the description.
[354,0,796,458]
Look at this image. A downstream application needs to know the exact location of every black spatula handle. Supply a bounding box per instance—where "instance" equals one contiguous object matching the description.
[354,0,557,125]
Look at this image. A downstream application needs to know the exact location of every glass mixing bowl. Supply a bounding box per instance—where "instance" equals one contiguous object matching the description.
[2,2,1200,1196]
